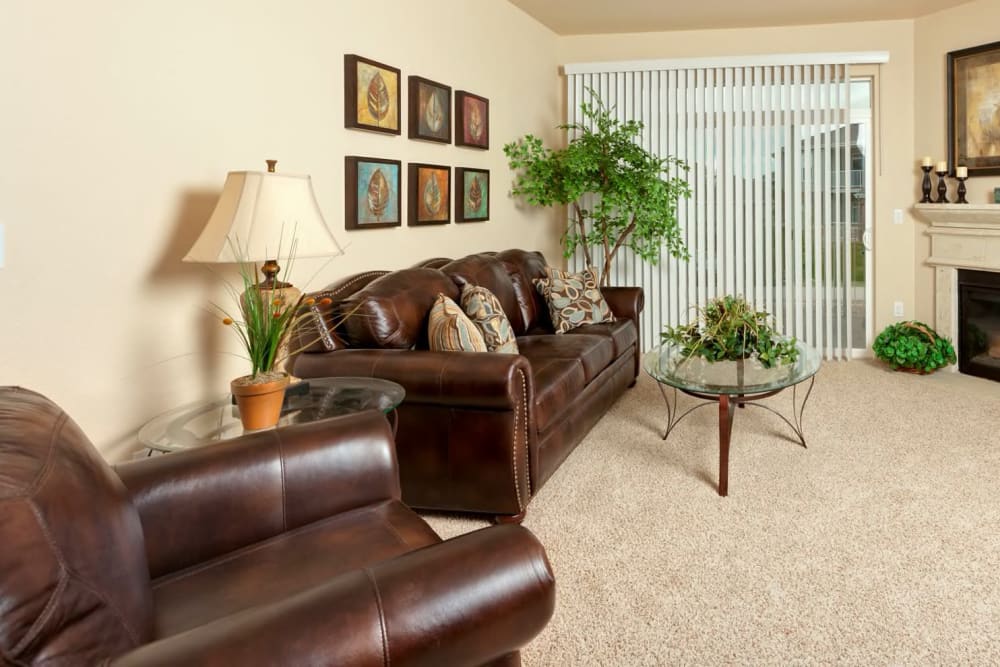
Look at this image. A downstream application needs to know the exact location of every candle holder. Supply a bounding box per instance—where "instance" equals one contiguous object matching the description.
[935,170,949,203]
[920,165,933,203]
[956,176,968,204]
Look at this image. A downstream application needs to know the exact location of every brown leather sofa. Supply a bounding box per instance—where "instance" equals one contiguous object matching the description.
[293,249,644,523]
[0,386,555,666]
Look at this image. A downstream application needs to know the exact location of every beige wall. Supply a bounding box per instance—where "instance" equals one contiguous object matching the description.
[559,20,918,343]
[0,0,559,458]
[913,0,1000,323]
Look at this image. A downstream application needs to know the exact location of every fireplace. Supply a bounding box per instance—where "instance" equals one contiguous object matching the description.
[958,269,1000,382]
[915,203,1000,380]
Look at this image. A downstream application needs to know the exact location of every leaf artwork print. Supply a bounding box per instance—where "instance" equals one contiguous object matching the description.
[467,176,482,212]
[467,103,483,142]
[424,91,444,133]
[367,72,391,125]
[423,175,442,217]
[367,168,390,220]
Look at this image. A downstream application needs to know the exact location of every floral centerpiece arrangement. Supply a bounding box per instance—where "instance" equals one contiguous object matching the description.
[661,295,799,369]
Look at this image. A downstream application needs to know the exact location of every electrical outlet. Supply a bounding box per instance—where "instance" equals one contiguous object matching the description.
[893,209,904,225]
[893,301,904,317]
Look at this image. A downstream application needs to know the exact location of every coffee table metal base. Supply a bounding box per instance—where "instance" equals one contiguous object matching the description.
[655,377,815,496]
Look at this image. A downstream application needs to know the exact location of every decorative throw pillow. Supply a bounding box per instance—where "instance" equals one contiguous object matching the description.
[427,293,488,352]
[460,284,519,354]
[533,266,615,334]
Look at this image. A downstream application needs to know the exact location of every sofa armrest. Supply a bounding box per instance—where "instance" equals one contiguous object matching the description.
[114,411,399,579]
[294,349,533,410]
[601,286,644,322]
[111,525,555,667]
[602,286,645,383]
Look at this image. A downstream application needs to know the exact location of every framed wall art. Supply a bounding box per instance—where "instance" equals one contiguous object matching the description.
[408,163,451,226]
[344,54,401,135]
[948,40,1000,176]
[345,156,402,230]
[455,168,489,222]
[408,76,451,143]
[455,91,489,149]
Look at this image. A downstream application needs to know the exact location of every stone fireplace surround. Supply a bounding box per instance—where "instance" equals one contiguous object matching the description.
[914,203,1000,352]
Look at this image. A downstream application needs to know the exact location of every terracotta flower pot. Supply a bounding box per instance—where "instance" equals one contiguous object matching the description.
[230,373,290,431]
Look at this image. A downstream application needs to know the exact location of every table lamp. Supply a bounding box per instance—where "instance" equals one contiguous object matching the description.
[184,159,342,382]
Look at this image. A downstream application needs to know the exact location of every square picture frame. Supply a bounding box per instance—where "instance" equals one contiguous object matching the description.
[344,54,401,135]
[948,40,1000,176]
[455,91,489,149]
[455,168,489,222]
[345,156,402,230]
[408,163,451,226]
[408,75,451,143]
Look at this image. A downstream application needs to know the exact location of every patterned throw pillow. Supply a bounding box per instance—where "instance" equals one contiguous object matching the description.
[427,293,488,352]
[533,266,615,334]
[460,284,519,354]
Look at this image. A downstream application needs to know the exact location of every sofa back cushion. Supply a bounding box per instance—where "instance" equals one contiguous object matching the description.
[0,387,153,664]
[342,268,460,349]
[497,249,552,334]
[295,271,390,354]
[441,253,524,334]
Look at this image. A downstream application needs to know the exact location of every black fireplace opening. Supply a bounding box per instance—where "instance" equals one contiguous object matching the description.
[958,269,1000,382]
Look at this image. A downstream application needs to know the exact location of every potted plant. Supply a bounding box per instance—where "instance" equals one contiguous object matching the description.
[661,295,799,368]
[503,92,691,287]
[219,254,332,430]
[872,320,956,374]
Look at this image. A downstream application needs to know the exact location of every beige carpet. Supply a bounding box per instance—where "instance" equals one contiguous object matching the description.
[424,360,1000,665]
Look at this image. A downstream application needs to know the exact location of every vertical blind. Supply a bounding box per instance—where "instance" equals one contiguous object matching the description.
[566,57,869,359]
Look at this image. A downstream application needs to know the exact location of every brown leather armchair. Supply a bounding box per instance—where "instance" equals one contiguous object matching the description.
[0,386,555,666]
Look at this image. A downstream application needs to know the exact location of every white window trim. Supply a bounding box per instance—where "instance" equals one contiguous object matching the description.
[564,52,890,76]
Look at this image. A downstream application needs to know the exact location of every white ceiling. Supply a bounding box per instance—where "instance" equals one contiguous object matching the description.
[509,0,975,35]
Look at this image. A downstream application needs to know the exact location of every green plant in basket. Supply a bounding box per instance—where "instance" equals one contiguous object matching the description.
[661,295,799,369]
[872,320,956,373]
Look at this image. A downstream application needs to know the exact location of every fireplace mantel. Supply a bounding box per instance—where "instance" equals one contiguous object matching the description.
[913,203,1000,343]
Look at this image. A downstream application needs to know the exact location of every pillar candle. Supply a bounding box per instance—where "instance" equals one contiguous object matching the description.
[922,156,933,167]
[936,161,948,173]
[956,166,968,178]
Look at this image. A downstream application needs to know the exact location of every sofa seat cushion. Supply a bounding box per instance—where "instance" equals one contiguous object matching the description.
[517,334,614,384]
[151,500,440,639]
[567,320,637,359]
[529,358,586,433]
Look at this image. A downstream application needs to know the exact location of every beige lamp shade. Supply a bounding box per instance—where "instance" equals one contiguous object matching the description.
[184,169,343,263]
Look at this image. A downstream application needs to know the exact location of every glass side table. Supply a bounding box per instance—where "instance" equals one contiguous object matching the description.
[139,377,405,453]
[643,342,821,496]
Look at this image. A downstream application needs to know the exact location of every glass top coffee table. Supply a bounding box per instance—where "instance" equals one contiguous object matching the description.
[643,342,821,496]
[139,377,405,453]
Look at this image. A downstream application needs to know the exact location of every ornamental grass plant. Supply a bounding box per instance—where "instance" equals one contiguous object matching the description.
[216,239,333,384]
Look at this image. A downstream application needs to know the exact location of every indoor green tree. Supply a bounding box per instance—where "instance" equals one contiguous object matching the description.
[503,94,691,286]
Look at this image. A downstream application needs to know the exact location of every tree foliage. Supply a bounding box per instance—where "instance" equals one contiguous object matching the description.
[503,94,691,286]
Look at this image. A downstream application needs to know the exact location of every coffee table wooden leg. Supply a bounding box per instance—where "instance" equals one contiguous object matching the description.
[718,394,736,497]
